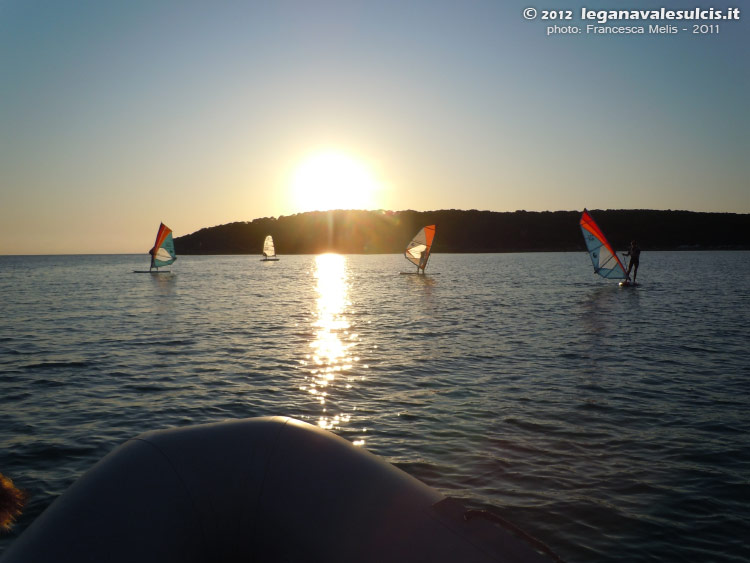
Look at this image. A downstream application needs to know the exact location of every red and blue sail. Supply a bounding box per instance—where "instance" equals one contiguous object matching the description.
[149,223,177,269]
[579,210,627,280]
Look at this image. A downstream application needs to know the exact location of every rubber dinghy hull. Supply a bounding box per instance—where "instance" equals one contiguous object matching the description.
[1,417,553,563]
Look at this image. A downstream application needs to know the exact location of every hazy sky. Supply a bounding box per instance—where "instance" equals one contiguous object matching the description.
[1,0,747,253]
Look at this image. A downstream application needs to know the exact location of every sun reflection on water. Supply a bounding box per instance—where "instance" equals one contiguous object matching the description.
[299,254,365,442]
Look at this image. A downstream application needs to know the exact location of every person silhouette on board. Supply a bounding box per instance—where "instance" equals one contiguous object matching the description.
[624,240,641,283]
[417,248,430,274]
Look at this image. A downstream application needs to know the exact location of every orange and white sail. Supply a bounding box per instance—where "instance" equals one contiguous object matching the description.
[404,225,436,270]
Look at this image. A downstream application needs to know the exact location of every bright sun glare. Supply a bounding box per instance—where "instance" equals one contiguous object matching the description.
[290,151,381,212]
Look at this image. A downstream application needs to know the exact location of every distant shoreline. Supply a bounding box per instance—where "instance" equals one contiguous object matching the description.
[2,247,750,257]
[173,209,750,255]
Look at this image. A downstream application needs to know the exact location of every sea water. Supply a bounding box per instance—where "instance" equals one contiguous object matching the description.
[1,252,748,562]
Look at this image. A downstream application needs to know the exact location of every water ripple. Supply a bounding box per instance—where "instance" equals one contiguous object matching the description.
[0,252,748,562]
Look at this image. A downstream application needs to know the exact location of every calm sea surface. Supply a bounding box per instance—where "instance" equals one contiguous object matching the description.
[1,252,748,561]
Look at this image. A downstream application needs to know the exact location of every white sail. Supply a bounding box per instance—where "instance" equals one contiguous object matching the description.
[263,235,276,258]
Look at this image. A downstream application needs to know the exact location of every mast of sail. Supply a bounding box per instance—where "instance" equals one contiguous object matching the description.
[579,210,627,279]
[149,223,177,269]
[263,235,275,258]
[404,225,436,271]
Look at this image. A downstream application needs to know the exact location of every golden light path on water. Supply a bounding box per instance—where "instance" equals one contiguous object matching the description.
[299,254,366,445]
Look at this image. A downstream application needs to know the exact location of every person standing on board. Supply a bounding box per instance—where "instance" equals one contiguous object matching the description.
[418,248,429,274]
[624,240,641,283]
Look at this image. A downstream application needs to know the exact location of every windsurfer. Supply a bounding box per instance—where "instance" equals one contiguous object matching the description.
[404,225,435,275]
[418,249,429,273]
[624,240,641,283]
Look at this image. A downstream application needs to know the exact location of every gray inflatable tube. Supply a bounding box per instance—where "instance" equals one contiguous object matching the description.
[1,417,553,562]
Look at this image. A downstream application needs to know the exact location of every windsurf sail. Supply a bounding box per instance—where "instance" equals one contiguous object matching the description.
[149,223,177,270]
[579,209,627,279]
[404,225,436,271]
[262,235,276,259]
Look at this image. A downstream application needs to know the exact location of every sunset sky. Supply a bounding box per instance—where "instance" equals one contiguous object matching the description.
[1,0,747,254]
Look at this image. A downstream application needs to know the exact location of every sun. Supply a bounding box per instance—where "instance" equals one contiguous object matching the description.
[290,151,382,212]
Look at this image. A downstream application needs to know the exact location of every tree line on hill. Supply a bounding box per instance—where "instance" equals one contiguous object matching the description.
[173,209,750,255]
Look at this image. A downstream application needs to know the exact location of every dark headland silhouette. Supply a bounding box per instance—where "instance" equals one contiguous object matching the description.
[174,209,750,255]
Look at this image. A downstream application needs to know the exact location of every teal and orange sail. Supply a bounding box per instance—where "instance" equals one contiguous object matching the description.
[149,223,177,270]
[579,210,627,280]
[405,225,436,272]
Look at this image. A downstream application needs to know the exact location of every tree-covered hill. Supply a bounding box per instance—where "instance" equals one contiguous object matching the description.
[174,209,750,255]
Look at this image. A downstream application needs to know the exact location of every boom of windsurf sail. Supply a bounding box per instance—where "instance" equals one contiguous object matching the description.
[404,225,436,271]
[262,235,277,259]
[579,209,627,279]
[149,223,177,269]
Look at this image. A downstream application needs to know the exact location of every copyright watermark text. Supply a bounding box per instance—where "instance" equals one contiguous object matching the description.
[523,7,740,23]
[522,6,740,37]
